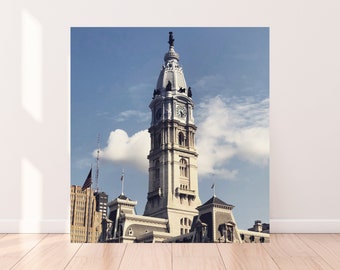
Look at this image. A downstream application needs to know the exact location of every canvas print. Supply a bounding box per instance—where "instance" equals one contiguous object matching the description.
[71,28,269,243]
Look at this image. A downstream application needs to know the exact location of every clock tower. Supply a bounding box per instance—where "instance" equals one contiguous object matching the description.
[144,32,201,235]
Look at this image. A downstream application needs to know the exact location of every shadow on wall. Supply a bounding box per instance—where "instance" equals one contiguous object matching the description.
[1,7,70,233]
[2,0,118,233]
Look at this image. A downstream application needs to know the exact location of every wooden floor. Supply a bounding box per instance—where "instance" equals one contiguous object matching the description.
[0,234,339,269]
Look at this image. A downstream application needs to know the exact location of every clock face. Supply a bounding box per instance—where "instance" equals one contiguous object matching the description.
[176,105,187,118]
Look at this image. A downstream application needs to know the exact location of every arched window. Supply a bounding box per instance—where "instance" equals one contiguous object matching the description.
[226,225,234,242]
[178,132,185,146]
[218,222,235,243]
[180,158,188,177]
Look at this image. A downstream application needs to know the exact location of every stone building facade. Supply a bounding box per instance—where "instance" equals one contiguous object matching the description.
[70,185,103,243]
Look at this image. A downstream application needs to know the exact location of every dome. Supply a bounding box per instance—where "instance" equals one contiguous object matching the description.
[156,59,188,92]
[155,32,188,95]
[164,46,180,62]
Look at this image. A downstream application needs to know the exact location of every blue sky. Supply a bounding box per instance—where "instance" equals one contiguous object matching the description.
[71,27,269,230]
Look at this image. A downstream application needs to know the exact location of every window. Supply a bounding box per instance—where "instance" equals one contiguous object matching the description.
[155,160,160,179]
[179,158,188,177]
[218,223,234,243]
[180,217,192,235]
[153,159,160,189]
[226,225,234,242]
[178,132,185,146]
[157,133,161,148]
[154,133,161,149]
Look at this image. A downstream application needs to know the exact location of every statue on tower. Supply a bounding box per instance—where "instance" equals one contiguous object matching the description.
[166,80,172,91]
[168,32,175,47]
[188,87,192,98]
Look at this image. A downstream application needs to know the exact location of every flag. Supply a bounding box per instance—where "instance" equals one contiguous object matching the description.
[211,183,215,189]
[120,170,124,181]
[81,168,92,191]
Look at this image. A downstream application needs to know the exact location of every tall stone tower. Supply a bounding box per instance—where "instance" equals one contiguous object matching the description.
[144,32,201,235]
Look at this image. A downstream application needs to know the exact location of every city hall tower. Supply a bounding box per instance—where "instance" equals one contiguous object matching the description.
[144,32,201,235]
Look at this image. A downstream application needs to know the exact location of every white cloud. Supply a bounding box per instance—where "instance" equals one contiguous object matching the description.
[116,110,150,123]
[95,129,150,173]
[96,110,150,123]
[75,157,93,169]
[96,96,269,181]
[196,96,269,179]
[193,74,225,90]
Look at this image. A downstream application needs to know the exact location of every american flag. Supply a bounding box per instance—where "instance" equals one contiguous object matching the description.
[81,168,92,191]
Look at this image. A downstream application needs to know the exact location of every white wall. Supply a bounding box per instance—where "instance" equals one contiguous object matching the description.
[1,0,339,233]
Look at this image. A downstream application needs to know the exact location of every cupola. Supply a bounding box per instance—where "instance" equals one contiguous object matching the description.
[154,32,189,97]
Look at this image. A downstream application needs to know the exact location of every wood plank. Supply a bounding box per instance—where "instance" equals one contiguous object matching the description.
[11,234,81,270]
[297,234,340,269]
[0,234,47,270]
[218,243,279,270]
[119,243,172,269]
[1,233,339,270]
[66,243,127,270]
[264,234,333,270]
[173,243,226,270]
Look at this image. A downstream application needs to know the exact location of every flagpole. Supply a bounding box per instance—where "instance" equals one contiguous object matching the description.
[121,169,125,195]
[211,173,216,197]
[211,183,216,197]
[95,134,100,192]
[83,166,92,243]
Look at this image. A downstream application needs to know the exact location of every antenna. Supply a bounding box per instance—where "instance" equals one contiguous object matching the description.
[95,133,100,192]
